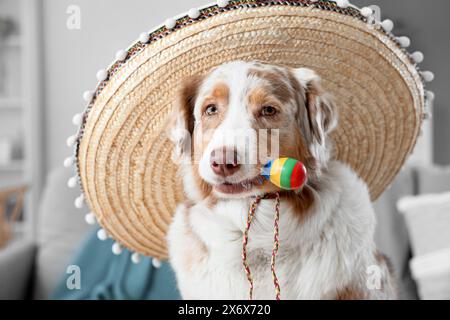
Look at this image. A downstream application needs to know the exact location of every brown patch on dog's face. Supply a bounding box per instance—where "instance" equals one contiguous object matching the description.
[181,83,229,204]
[246,67,315,163]
[245,67,318,207]
[248,68,293,105]
[188,82,232,202]
[198,83,229,131]
[168,74,215,201]
[252,66,325,214]
[192,82,230,167]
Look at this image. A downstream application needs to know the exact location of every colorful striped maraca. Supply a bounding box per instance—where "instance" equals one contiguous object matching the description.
[262,158,307,190]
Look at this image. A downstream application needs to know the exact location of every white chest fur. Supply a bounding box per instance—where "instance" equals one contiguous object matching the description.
[167,161,382,299]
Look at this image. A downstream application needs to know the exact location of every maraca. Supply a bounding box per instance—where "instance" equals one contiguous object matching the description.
[262,158,307,190]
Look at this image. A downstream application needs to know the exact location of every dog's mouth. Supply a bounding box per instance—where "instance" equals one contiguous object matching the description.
[213,176,265,195]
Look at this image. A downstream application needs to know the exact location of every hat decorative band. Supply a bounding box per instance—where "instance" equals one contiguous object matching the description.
[64,0,433,261]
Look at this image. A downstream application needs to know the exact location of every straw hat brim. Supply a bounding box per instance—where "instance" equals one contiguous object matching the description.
[76,1,425,259]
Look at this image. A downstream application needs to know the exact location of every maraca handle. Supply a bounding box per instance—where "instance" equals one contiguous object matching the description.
[262,158,307,190]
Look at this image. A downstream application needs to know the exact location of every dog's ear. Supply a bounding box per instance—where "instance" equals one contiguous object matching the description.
[166,75,203,160]
[293,68,338,166]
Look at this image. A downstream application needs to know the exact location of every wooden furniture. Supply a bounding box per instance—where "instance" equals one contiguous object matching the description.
[0,182,27,248]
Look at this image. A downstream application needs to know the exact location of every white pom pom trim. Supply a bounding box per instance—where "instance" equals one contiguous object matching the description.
[66,135,77,147]
[336,0,349,8]
[67,176,77,188]
[112,242,122,255]
[217,0,230,8]
[397,36,411,48]
[381,19,394,33]
[115,49,128,61]
[85,212,97,225]
[411,51,424,64]
[131,252,141,264]
[426,91,435,102]
[188,8,200,19]
[360,7,373,18]
[96,69,108,82]
[63,157,74,168]
[72,113,83,126]
[97,228,108,241]
[152,258,162,268]
[74,194,85,209]
[421,71,435,82]
[165,18,176,30]
[138,32,149,44]
[82,90,94,102]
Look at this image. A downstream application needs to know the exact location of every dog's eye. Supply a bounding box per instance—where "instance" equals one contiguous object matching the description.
[260,106,277,117]
[204,104,218,116]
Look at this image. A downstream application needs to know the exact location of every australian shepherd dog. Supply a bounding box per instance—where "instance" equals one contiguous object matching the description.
[167,61,396,299]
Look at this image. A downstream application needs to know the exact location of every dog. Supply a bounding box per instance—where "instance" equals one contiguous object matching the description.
[167,61,397,299]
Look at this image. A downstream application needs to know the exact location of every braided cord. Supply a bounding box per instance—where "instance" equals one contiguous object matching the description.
[242,193,281,300]
[272,192,281,300]
[242,196,261,300]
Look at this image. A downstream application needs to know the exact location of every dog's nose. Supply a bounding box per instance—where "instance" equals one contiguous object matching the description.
[210,148,240,177]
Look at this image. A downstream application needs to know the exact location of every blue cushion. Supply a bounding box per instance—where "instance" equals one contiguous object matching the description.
[52,228,180,300]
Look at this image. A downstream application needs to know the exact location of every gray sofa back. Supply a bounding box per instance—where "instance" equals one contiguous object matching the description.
[33,166,93,299]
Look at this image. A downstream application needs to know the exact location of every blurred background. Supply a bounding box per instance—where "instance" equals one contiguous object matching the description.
[0,0,449,300]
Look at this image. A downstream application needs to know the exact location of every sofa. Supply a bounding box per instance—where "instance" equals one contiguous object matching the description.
[0,164,448,299]
[0,167,93,299]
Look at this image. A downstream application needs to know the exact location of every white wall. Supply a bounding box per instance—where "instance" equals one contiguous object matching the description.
[42,0,206,173]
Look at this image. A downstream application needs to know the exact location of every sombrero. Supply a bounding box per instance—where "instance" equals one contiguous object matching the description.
[65,0,434,262]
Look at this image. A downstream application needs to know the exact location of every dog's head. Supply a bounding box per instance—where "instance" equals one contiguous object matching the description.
[168,61,337,201]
